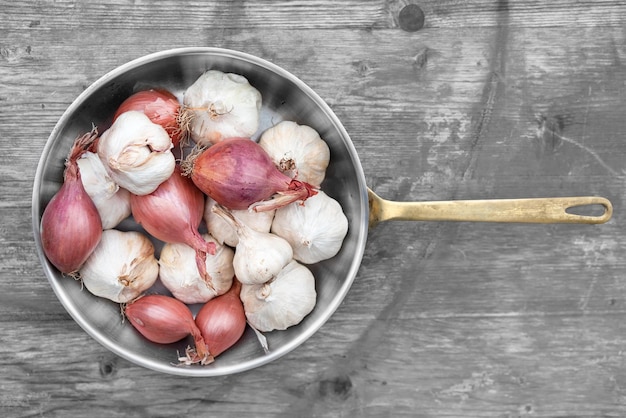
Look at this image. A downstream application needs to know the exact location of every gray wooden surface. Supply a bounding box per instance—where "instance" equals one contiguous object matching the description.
[2,0,626,416]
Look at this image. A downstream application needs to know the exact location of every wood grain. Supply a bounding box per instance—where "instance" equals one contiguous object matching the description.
[2,0,626,416]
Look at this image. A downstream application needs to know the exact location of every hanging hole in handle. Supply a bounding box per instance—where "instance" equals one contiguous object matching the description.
[565,203,609,217]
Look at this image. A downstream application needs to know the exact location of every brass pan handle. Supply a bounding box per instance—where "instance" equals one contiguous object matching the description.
[368,188,613,228]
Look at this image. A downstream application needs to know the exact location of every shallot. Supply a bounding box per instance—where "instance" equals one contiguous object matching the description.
[113,89,187,147]
[195,279,246,358]
[184,137,317,212]
[130,165,216,287]
[125,294,211,364]
[40,129,102,275]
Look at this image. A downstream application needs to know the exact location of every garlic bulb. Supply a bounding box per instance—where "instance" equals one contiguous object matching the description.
[97,110,175,195]
[204,196,275,247]
[159,233,235,304]
[240,260,316,332]
[271,191,348,264]
[212,204,292,285]
[77,151,131,229]
[79,229,159,303]
[183,70,262,146]
[258,121,330,187]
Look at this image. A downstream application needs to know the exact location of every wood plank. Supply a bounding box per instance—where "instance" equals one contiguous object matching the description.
[2,0,626,416]
[2,0,624,30]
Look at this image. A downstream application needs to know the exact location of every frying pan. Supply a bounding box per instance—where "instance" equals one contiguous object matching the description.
[32,48,612,377]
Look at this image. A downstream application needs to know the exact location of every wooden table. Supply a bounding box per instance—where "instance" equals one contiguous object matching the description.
[2,1,625,416]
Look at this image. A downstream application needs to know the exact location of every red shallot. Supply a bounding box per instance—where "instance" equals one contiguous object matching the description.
[125,294,211,364]
[195,279,246,358]
[184,137,318,212]
[40,129,103,275]
[130,165,216,287]
[113,89,187,146]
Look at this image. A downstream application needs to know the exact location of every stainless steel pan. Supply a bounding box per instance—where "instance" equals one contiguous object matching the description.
[32,48,612,376]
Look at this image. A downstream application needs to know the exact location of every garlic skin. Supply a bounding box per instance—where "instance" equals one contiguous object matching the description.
[212,205,292,285]
[183,70,262,146]
[79,229,159,303]
[233,230,292,285]
[204,196,275,247]
[159,233,235,304]
[258,121,330,187]
[240,260,316,332]
[271,191,348,264]
[77,151,131,229]
[97,110,175,196]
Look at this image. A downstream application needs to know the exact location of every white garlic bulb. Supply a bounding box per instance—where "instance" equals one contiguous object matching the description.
[79,229,159,303]
[212,204,292,285]
[204,196,275,247]
[158,233,235,304]
[77,151,131,229]
[258,121,330,187]
[183,70,262,146]
[271,191,348,264]
[240,260,316,332]
[97,111,175,195]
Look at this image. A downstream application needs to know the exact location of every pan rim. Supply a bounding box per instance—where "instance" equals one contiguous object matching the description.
[32,47,370,376]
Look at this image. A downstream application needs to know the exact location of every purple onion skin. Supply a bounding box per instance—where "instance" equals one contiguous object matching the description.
[130,165,207,248]
[189,137,293,210]
[40,163,103,274]
[195,280,245,357]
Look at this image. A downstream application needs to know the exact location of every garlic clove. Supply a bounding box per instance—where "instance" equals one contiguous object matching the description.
[271,191,348,264]
[204,196,275,247]
[97,110,175,196]
[158,233,234,304]
[258,120,330,187]
[183,70,262,146]
[240,260,317,332]
[212,204,292,285]
[233,230,292,285]
[77,151,131,229]
[79,229,159,303]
